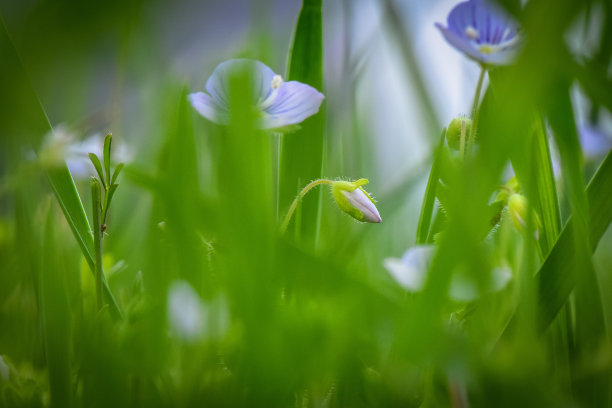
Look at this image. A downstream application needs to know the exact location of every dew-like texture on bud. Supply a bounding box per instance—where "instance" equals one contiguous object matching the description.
[331,179,382,223]
[446,117,472,150]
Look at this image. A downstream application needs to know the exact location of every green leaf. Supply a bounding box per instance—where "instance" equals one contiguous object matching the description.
[111,162,124,186]
[535,149,612,329]
[41,203,73,408]
[89,153,106,189]
[102,183,119,226]
[416,129,446,245]
[103,133,112,186]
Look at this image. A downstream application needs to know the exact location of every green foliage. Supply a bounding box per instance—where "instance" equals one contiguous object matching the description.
[1,0,612,407]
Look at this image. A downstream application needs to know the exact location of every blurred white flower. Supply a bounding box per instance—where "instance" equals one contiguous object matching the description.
[383,245,512,302]
[167,280,205,342]
[39,126,131,178]
[167,280,229,343]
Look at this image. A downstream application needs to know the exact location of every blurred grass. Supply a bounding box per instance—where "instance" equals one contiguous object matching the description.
[0,0,611,407]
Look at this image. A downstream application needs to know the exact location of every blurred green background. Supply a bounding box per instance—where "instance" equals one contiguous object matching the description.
[1,0,612,406]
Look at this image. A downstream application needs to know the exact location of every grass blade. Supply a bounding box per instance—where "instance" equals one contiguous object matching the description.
[89,153,106,189]
[280,0,324,244]
[416,129,446,245]
[103,133,112,186]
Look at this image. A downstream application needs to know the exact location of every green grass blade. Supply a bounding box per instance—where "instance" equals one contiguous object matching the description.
[0,16,121,318]
[89,153,106,189]
[41,203,73,408]
[103,133,112,186]
[280,0,324,244]
[416,129,446,245]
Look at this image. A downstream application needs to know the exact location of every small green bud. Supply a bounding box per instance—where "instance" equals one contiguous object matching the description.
[508,193,541,239]
[331,179,382,223]
[495,176,520,203]
[446,117,472,151]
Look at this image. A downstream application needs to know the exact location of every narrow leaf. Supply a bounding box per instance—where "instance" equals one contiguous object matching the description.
[103,133,112,186]
[88,153,106,189]
[111,162,124,185]
[416,129,446,244]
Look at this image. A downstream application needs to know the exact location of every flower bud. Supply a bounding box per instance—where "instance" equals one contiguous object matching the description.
[446,117,472,151]
[508,193,541,239]
[495,176,520,203]
[331,179,382,223]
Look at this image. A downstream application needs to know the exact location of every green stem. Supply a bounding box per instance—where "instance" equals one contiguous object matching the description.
[467,66,487,154]
[91,179,104,311]
[281,179,333,233]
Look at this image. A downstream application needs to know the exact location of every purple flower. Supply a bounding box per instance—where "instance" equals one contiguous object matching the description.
[435,0,521,66]
[189,59,325,130]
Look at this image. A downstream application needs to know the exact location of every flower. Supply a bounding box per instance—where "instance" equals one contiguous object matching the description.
[331,178,382,223]
[435,0,521,66]
[383,245,512,301]
[189,59,325,130]
[38,127,131,178]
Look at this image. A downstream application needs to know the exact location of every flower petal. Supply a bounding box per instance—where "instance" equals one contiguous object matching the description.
[262,81,325,128]
[436,24,517,65]
[189,91,230,124]
[341,187,382,223]
[205,59,276,108]
[383,246,435,291]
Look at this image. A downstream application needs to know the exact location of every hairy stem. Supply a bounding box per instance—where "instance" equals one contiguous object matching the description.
[281,179,333,233]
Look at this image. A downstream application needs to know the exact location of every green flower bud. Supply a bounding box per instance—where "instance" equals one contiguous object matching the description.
[446,117,472,151]
[331,179,382,223]
[508,193,541,239]
[495,176,520,203]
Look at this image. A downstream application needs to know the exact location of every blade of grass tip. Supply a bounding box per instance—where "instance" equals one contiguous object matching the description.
[89,153,107,189]
[0,16,122,318]
[280,0,324,245]
[103,133,112,186]
[41,201,73,408]
[416,129,446,245]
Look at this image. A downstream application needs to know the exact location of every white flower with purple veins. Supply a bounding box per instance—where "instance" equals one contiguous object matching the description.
[189,59,325,130]
[384,245,512,302]
[436,0,521,66]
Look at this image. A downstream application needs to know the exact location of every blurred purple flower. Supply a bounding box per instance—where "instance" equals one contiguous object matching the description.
[189,59,324,130]
[435,0,521,66]
[580,124,612,159]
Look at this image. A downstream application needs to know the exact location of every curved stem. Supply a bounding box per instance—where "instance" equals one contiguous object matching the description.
[280,179,333,233]
[467,66,487,155]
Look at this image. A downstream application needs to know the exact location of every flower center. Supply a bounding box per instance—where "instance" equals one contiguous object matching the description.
[271,74,284,89]
[465,26,479,40]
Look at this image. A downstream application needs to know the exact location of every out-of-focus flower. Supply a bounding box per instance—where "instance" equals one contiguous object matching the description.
[189,59,325,130]
[383,245,512,301]
[331,178,382,223]
[39,127,131,178]
[435,0,521,66]
[167,281,205,342]
[579,124,612,160]
[167,280,229,343]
